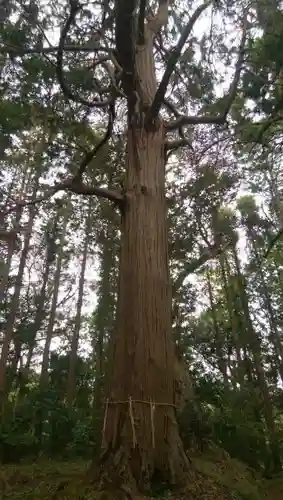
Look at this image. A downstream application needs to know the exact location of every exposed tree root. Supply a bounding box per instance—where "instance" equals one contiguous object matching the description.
[93,435,191,499]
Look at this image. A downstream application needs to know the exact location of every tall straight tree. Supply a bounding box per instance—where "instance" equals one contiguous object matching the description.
[2,0,249,494]
[67,198,92,407]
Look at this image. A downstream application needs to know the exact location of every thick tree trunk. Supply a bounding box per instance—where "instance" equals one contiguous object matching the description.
[95,11,189,493]
[98,123,189,492]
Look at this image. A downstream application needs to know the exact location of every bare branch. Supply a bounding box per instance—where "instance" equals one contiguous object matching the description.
[263,229,283,259]
[3,179,124,215]
[165,138,193,151]
[198,132,231,160]
[65,179,124,205]
[165,137,194,161]
[56,3,111,108]
[166,113,225,130]
[115,0,137,94]
[73,101,115,181]
[0,229,21,245]
[166,8,248,131]
[163,98,181,118]
[219,11,248,117]
[3,183,66,214]
[147,1,212,123]
[0,43,112,56]
[173,240,231,293]
[163,98,192,149]
[147,0,170,34]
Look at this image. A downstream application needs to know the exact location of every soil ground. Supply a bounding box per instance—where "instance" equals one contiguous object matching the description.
[0,445,282,499]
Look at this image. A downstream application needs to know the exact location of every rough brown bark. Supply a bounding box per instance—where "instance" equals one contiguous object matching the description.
[96,26,189,488]
[98,123,189,492]
[92,1,199,493]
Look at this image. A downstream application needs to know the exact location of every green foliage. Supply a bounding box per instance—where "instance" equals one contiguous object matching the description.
[0,353,97,463]
[0,455,274,500]
[0,0,283,494]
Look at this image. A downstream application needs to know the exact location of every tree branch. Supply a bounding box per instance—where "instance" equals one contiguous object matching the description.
[115,0,137,94]
[65,179,124,204]
[56,2,111,108]
[147,1,212,123]
[173,240,231,292]
[0,228,22,246]
[263,228,283,259]
[3,179,124,215]
[1,43,112,56]
[165,138,193,151]
[166,113,225,130]
[163,98,181,118]
[165,137,194,161]
[147,0,170,34]
[219,10,248,118]
[166,8,248,131]
[73,101,115,181]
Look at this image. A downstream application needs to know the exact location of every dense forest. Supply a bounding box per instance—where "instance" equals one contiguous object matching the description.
[1,0,283,498]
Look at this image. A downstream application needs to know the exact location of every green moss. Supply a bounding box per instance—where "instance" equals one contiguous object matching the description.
[192,456,264,500]
[0,460,96,500]
[0,455,279,500]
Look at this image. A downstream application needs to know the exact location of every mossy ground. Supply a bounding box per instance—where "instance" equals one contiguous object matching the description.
[0,446,281,499]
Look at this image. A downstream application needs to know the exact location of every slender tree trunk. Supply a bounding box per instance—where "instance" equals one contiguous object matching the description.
[248,228,283,384]
[18,238,57,398]
[39,206,69,393]
[35,204,69,444]
[92,221,117,410]
[0,172,27,305]
[0,174,40,405]
[218,253,244,385]
[67,200,91,406]
[232,244,282,473]
[24,212,62,377]
[90,202,119,454]
[206,269,228,386]
[24,261,50,373]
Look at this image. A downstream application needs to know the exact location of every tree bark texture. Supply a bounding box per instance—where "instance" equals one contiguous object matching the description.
[98,28,189,492]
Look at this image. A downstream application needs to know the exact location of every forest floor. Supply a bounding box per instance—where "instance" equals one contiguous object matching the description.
[0,445,282,500]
